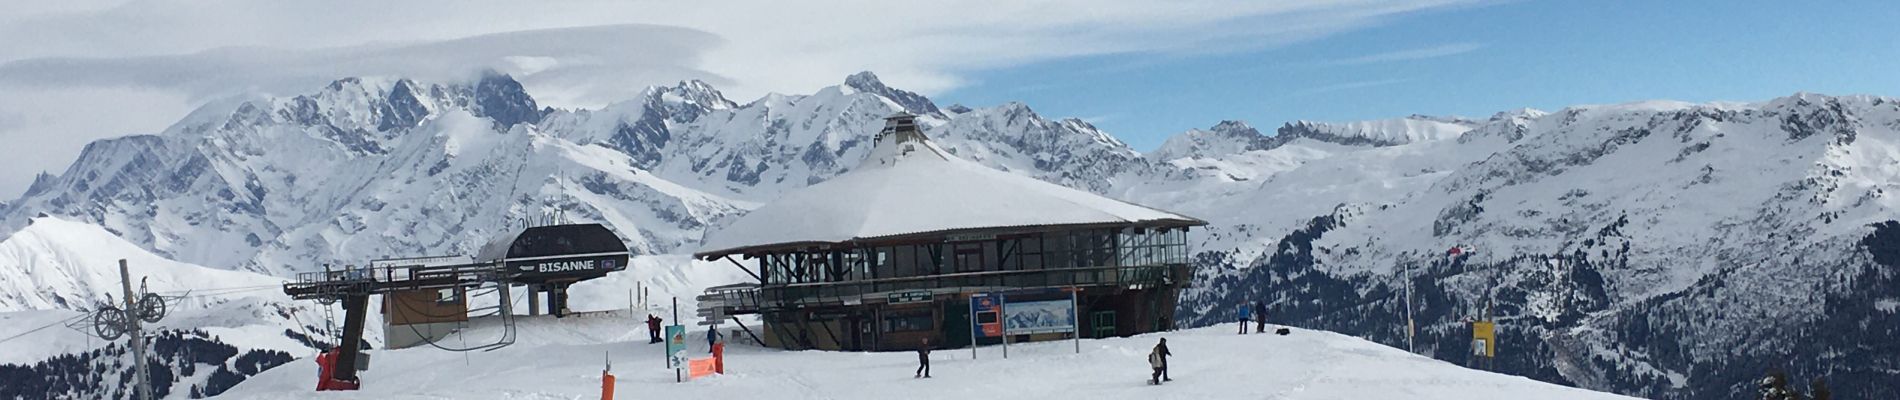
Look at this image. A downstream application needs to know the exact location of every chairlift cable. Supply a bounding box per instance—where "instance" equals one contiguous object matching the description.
[0,313,90,345]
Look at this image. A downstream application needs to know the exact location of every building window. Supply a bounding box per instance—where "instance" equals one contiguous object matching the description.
[1020,236,1044,270]
[954,245,983,273]
[883,312,934,333]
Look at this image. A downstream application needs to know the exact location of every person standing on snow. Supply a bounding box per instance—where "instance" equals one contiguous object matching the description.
[646,314,663,344]
[1237,303,1252,334]
[1149,338,1172,384]
[707,328,721,353]
[1253,301,1268,334]
[915,337,933,378]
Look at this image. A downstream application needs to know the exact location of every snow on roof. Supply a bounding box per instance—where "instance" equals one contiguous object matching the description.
[696,115,1203,257]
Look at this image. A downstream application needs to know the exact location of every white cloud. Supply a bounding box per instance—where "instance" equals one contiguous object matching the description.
[1291,78,1411,96]
[0,0,1483,197]
[1324,42,1486,66]
[0,87,194,197]
[0,24,724,106]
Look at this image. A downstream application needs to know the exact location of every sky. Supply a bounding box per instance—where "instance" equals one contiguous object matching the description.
[939,0,1900,147]
[0,0,1896,198]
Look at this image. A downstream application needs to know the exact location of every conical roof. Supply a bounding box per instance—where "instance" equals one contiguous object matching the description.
[695,114,1204,258]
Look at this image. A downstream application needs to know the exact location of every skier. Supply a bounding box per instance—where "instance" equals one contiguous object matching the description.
[915,338,933,378]
[646,314,663,344]
[1237,302,1252,334]
[1253,301,1267,334]
[1148,338,1172,385]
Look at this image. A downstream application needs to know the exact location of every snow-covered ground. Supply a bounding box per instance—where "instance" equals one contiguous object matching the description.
[223,311,1633,399]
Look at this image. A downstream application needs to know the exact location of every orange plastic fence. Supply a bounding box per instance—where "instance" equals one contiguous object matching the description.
[688,357,718,379]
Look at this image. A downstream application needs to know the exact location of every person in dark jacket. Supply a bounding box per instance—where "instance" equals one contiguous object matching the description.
[1253,301,1268,334]
[915,338,933,378]
[1149,338,1172,384]
[646,314,663,344]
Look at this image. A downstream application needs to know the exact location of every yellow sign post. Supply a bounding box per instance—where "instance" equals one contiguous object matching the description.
[1472,320,1495,357]
[1470,320,1496,370]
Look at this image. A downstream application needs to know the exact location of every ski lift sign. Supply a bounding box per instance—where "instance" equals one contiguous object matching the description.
[970,294,1003,338]
[665,325,688,369]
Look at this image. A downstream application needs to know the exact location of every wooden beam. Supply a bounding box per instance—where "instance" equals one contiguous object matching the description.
[730,317,765,347]
[723,256,764,283]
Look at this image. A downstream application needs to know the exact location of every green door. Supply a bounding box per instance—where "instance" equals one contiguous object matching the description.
[942,300,971,348]
[1091,311,1116,338]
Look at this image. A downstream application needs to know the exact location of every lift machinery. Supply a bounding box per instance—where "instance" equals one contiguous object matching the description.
[283,223,631,391]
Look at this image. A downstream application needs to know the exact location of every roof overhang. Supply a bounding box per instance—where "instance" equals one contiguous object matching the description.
[693,217,1205,260]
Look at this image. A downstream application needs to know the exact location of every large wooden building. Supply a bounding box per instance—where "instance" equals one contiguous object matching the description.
[695,113,1204,351]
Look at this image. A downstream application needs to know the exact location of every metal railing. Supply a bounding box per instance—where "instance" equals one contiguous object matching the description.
[283,262,501,300]
[749,264,1183,312]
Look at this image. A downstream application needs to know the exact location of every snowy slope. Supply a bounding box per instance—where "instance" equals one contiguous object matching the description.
[0,218,347,398]
[222,313,1634,400]
[0,217,287,312]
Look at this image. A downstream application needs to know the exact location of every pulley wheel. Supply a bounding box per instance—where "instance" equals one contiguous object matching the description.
[137,293,166,323]
[93,307,128,341]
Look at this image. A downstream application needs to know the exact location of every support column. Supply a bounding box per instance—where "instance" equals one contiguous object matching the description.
[335,294,369,384]
[118,260,152,400]
[498,283,514,316]
[527,285,541,316]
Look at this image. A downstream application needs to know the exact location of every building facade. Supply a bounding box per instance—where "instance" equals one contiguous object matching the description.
[696,113,1203,351]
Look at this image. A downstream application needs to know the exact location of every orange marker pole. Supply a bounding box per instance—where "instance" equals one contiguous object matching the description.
[601,352,615,400]
[600,371,615,400]
[713,342,725,374]
[601,372,615,400]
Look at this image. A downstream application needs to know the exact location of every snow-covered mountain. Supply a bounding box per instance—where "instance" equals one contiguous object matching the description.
[1175,95,1900,399]
[0,217,343,398]
[1,71,1895,399]
[0,71,1139,278]
[1147,115,1474,162]
[0,73,750,276]
[0,217,288,312]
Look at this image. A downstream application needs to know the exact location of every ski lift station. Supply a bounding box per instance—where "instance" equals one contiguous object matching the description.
[695,113,1206,351]
[283,223,631,390]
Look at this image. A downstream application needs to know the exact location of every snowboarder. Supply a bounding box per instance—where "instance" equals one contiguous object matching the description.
[646,314,663,344]
[915,338,933,378]
[1237,303,1252,334]
[1253,301,1267,334]
[1148,338,1172,385]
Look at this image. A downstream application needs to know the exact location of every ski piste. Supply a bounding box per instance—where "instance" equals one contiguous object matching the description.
[216,311,1637,399]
